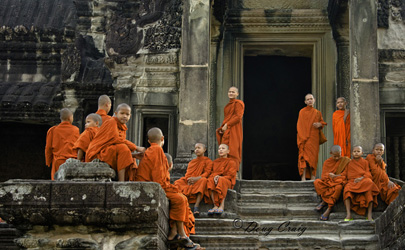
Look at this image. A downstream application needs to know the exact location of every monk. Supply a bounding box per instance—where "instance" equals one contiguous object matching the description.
[216,86,245,167]
[96,95,112,124]
[205,144,238,215]
[175,143,212,215]
[297,94,327,181]
[314,145,350,221]
[45,108,80,180]
[73,113,102,161]
[86,103,145,181]
[135,128,202,250]
[342,146,379,221]
[366,143,401,205]
[332,97,351,157]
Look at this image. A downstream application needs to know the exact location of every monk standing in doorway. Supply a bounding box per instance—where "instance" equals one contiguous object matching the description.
[333,97,351,157]
[216,86,245,168]
[297,94,327,181]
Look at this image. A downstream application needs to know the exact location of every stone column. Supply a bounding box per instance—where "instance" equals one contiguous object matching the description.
[349,0,380,154]
[177,0,210,159]
[336,39,350,100]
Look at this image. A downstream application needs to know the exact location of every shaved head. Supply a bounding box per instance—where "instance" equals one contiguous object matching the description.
[337,97,346,102]
[353,145,363,151]
[98,95,111,107]
[147,127,163,143]
[165,153,173,165]
[86,113,102,126]
[374,143,385,150]
[219,144,229,150]
[330,145,342,154]
[115,103,131,112]
[305,93,314,100]
[195,143,206,149]
[60,108,73,121]
[229,86,239,93]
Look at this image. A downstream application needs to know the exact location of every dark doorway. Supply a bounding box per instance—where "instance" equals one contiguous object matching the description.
[142,116,169,153]
[243,55,312,180]
[385,114,405,181]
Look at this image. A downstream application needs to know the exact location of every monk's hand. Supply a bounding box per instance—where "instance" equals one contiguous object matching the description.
[222,123,228,132]
[329,173,336,179]
[136,146,146,153]
[132,152,144,159]
[388,180,395,189]
[214,175,220,184]
[187,176,201,185]
[312,122,322,128]
[376,155,383,163]
[354,177,363,183]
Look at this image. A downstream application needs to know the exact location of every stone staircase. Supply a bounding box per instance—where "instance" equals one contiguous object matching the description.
[190,180,381,250]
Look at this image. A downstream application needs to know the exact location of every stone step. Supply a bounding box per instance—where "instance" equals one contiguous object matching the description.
[0,223,20,250]
[238,180,316,194]
[237,193,319,204]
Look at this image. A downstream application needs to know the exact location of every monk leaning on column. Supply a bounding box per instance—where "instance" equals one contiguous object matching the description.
[366,143,401,205]
[136,128,204,250]
[73,113,102,161]
[45,108,80,180]
[96,94,112,124]
[175,143,213,216]
[205,144,238,215]
[297,94,327,181]
[333,97,351,157]
[86,104,145,181]
[314,145,350,221]
[342,146,379,221]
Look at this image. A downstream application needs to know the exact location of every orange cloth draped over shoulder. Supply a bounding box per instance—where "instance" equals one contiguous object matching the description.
[174,156,213,203]
[332,110,351,157]
[366,154,401,205]
[135,143,195,236]
[314,156,350,208]
[86,117,137,181]
[96,109,112,124]
[73,127,99,156]
[216,99,245,167]
[297,106,327,178]
[45,121,80,180]
[204,158,238,207]
[342,158,379,215]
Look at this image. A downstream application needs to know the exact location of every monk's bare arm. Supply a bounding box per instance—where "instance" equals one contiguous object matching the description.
[77,149,84,161]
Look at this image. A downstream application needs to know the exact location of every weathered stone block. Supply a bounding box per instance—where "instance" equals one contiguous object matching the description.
[54,158,116,181]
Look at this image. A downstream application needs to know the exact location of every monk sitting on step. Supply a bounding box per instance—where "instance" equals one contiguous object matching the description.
[45,108,80,180]
[86,103,145,181]
[366,143,401,205]
[205,144,238,215]
[342,146,379,221]
[175,143,213,216]
[73,113,102,161]
[314,145,350,221]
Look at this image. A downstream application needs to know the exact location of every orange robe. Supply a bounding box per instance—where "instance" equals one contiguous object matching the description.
[135,143,195,236]
[366,154,401,205]
[73,127,99,158]
[216,99,245,167]
[86,117,137,180]
[174,156,213,203]
[204,157,238,206]
[45,121,80,180]
[342,158,379,215]
[332,110,351,157]
[314,156,350,208]
[96,109,112,124]
[297,106,327,178]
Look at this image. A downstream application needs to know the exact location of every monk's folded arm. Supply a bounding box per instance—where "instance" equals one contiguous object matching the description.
[226,103,244,126]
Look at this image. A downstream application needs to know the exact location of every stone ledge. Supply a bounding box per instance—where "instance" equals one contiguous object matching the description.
[54,158,116,181]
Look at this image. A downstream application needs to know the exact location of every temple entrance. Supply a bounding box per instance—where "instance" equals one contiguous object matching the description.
[242,55,311,180]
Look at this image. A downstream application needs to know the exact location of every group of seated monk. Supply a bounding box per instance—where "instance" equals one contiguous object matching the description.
[314,143,402,221]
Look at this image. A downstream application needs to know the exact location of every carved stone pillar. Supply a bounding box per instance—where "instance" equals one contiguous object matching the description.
[349,0,380,155]
[336,39,350,100]
[177,0,211,159]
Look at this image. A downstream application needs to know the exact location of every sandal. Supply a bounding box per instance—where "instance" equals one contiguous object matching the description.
[179,236,198,250]
[344,218,353,221]
[320,214,329,221]
[168,233,181,242]
[193,206,200,216]
[314,202,327,212]
[214,209,223,215]
[207,208,215,215]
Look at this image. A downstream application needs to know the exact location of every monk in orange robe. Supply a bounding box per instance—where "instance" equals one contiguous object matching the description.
[333,97,351,157]
[366,143,401,205]
[216,86,245,167]
[73,113,102,161]
[135,128,202,250]
[175,143,212,215]
[205,144,238,215]
[314,145,350,221]
[297,94,327,181]
[96,94,112,124]
[342,146,379,221]
[86,103,145,181]
[45,108,80,180]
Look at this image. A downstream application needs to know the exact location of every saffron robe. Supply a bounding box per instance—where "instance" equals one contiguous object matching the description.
[332,110,351,157]
[297,106,327,178]
[366,154,401,205]
[73,127,99,158]
[216,99,245,167]
[86,117,137,180]
[342,158,379,215]
[175,156,213,204]
[205,157,238,207]
[96,109,112,124]
[135,143,195,236]
[314,156,350,208]
[45,121,80,180]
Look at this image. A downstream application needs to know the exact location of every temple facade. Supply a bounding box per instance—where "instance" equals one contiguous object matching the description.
[0,0,404,182]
